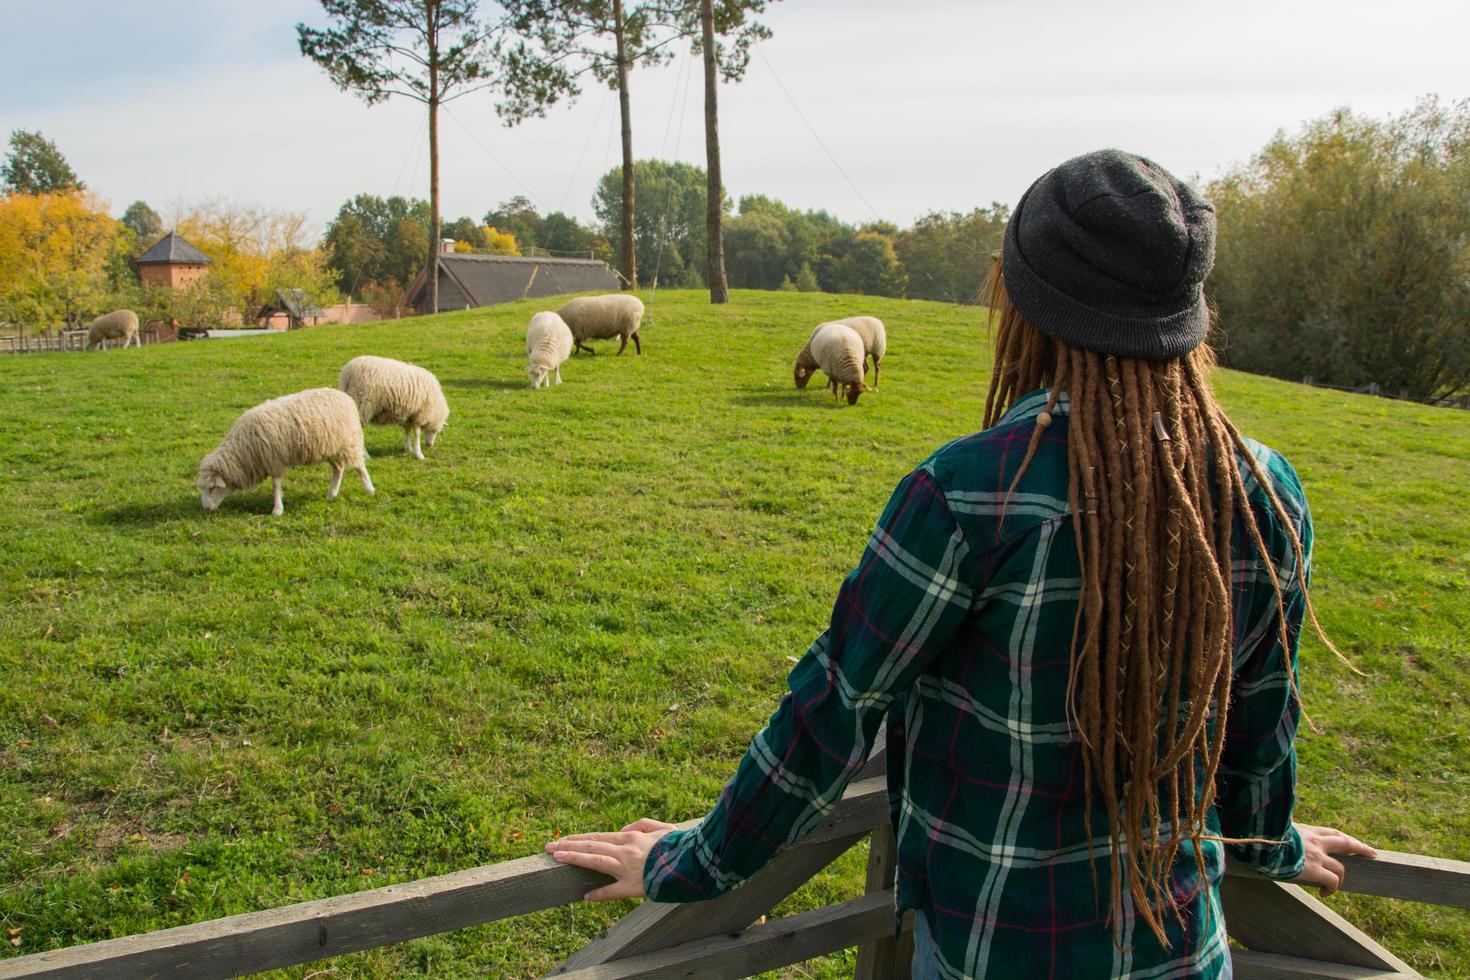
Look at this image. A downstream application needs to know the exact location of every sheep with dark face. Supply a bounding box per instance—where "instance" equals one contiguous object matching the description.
[794,315,885,390]
[557,294,645,355]
[85,309,140,350]
[801,321,869,406]
[197,388,373,516]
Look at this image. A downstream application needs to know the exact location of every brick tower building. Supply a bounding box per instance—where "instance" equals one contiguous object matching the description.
[136,232,212,290]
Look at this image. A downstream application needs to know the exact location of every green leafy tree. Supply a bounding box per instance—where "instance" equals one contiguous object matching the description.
[722,193,855,293]
[794,261,819,292]
[837,230,907,297]
[323,193,432,293]
[594,159,719,285]
[1208,97,1470,400]
[120,201,163,244]
[895,205,1008,304]
[442,215,488,249]
[298,1,502,314]
[2,130,82,194]
[484,195,543,249]
[541,211,608,259]
[723,209,788,289]
[497,0,689,288]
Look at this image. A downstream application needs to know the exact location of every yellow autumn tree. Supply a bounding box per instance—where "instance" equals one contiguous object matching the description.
[0,191,131,333]
[171,200,339,326]
[480,225,519,255]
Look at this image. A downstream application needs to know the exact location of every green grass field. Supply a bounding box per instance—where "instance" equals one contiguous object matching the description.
[1,290,1466,977]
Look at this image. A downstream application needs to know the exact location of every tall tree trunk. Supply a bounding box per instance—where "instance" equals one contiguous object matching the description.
[427,13,441,315]
[700,0,728,304]
[613,0,636,290]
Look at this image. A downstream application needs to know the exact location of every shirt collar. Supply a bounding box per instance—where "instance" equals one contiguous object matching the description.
[1000,387,1070,425]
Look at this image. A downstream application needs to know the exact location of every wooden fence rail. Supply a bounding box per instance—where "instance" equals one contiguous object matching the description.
[1,744,1465,980]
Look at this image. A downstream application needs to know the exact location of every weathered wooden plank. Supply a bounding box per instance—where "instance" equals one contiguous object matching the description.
[554,891,911,980]
[555,774,889,972]
[0,854,609,980]
[1221,876,1418,974]
[1227,850,1470,910]
[1231,949,1420,979]
[854,823,911,980]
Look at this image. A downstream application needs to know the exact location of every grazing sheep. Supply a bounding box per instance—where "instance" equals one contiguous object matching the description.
[526,311,574,389]
[557,294,645,355]
[197,388,373,516]
[833,315,886,388]
[84,309,140,350]
[805,321,869,406]
[795,316,886,390]
[337,355,449,460]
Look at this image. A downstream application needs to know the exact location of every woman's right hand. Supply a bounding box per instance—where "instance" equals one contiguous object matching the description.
[1289,822,1377,896]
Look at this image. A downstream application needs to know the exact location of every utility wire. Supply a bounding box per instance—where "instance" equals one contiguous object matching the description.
[444,103,548,211]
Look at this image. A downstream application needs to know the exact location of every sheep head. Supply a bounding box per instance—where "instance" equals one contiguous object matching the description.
[794,361,813,389]
[844,381,869,406]
[528,364,549,389]
[196,462,230,512]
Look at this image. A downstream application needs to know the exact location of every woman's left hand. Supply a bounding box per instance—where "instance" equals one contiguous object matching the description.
[546,818,677,901]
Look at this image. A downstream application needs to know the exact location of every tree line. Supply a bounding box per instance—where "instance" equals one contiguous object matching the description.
[1206,96,1470,402]
[0,131,339,333]
[317,162,1009,305]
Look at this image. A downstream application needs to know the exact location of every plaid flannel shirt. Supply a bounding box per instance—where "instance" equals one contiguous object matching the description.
[644,388,1310,979]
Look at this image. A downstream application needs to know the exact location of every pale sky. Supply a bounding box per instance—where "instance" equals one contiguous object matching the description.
[2,0,1467,234]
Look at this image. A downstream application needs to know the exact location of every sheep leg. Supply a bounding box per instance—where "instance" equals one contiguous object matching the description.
[272,477,285,516]
[632,333,642,355]
[358,463,375,496]
[328,463,344,500]
[617,335,628,355]
[412,427,424,460]
[872,358,880,389]
[554,366,562,384]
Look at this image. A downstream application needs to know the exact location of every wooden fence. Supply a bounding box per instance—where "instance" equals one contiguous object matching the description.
[1301,376,1470,411]
[1,743,1465,979]
[0,326,177,355]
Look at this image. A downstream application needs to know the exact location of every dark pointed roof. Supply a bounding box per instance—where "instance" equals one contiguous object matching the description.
[264,289,324,320]
[136,232,212,266]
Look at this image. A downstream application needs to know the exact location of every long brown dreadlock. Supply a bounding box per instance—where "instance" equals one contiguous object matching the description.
[982,258,1345,945]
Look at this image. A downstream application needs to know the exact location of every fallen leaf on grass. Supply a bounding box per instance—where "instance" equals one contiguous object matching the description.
[41,715,58,729]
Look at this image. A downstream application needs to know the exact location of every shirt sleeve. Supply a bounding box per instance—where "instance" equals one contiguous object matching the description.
[643,465,975,902]
[1216,455,1312,879]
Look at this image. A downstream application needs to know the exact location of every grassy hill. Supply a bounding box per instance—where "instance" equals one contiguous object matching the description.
[1,290,1466,977]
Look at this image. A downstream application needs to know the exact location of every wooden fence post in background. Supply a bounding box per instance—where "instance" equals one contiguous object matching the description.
[853,823,912,980]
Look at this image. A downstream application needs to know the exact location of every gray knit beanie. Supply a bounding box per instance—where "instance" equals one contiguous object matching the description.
[1001,149,1216,360]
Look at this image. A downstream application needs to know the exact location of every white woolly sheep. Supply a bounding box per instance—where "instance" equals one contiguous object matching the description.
[85,309,140,350]
[197,388,373,516]
[526,311,574,389]
[337,355,450,460]
[804,322,869,406]
[795,315,886,390]
[557,294,645,355]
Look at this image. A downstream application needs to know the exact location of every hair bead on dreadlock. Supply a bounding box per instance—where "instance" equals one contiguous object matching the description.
[981,255,1338,946]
